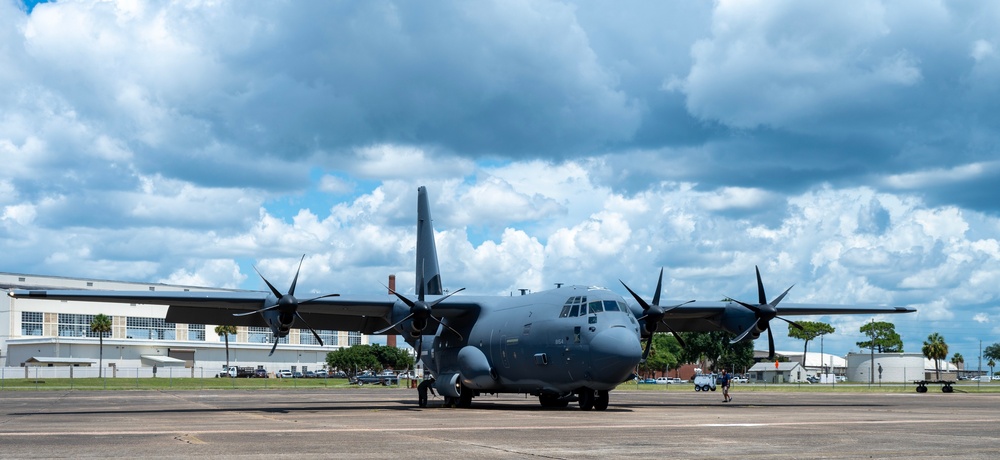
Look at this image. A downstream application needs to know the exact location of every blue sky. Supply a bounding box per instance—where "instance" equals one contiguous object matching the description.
[2,0,999,365]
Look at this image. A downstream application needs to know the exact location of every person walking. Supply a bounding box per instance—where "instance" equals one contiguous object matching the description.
[720,369,732,402]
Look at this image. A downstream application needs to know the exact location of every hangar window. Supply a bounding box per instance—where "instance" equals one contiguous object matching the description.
[188,324,206,341]
[348,331,362,346]
[247,326,287,344]
[22,311,43,336]
[126,317,176,340]
[300,329,337,346]
[58,313,99,338]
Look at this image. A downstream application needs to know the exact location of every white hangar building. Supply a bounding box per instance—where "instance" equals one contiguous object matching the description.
[0,272,369,376]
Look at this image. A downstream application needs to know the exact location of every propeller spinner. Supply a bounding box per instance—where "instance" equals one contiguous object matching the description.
[728,265,803,359]
[375,274,465,360]
[620,268,693,360]
[233,255,340,356]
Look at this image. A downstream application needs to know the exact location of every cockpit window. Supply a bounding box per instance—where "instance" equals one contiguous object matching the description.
[603,300,620,312]
[560,296,588,317]
[588,301,604,314]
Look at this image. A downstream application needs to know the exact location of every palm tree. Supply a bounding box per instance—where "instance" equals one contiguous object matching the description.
[89,314,112,378]
[950,353,964,371]
[921,333,948,381]
[215,325,238,371]
[989,359,996,380]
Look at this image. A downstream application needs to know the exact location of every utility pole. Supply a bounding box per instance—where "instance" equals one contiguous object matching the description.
[869,318,875,387]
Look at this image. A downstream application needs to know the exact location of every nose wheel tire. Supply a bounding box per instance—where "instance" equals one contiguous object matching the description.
[594,390,609,411]
[577,389,610,411]
[578,390,595,410]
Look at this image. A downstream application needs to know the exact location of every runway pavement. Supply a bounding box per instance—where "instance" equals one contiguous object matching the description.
[1,388,998,458]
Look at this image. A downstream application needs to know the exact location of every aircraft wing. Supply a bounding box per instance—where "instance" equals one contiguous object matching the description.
[657,300,915,333]
[6,288,478,334]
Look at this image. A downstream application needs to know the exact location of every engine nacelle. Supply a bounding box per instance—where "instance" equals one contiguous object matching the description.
[262,309,292,338]
[457,346,499,390]
[719,302,761,342]
[434,372,462,398]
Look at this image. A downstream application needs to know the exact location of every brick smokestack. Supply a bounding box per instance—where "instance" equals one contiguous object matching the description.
[387,274,397,348]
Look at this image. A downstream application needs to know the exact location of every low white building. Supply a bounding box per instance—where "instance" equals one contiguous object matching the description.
[1,272,370,376]
[749,361,807,383]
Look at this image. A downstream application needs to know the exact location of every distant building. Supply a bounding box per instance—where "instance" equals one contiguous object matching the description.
[844,353,957,383]
[748,361,807,383]
[1,272,369,375]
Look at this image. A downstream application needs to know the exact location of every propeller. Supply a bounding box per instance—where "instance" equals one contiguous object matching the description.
[728,265,803,359]
[620,268,694,360]
[375,272,465,360]
[233,255,340,356]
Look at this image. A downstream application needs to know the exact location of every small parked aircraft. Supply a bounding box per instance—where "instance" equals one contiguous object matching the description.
[9,186,914,410]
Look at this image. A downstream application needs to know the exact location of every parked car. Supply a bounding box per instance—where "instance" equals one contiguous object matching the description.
[276,370,292,378]
[639,378,657,384]
[732,376,748,384]
[292,371,304,378]
[806,376,820,384]
[303,371,317,378]
[254,369,269,378]
[654,377,672,384]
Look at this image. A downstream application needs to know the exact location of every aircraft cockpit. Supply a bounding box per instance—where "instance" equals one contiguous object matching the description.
[558,294,634,321]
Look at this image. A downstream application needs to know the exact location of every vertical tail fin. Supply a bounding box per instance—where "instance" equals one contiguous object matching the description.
[416,186,443,295]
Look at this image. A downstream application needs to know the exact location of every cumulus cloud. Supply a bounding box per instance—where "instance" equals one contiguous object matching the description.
[2,0,1000,361]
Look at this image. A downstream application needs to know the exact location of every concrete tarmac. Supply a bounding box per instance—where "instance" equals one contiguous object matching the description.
[1,388,998,459]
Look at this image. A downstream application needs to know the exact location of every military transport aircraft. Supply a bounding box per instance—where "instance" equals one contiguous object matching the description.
[8,186,915,410]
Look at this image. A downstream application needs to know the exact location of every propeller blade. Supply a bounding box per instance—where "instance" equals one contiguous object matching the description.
[731,298,763,314]
[384,284,417,308]
[663,299,695,312]
[767,326,775,360]
[430,315,464,341]
[755,265,767,305]
[641,334,653,360]
[770,285,794,307]
[776,316,804,330]
[374,312,415,335]
[619,280,652,311]
[426,287,466,307]
[288,255,305,296]
[730,318,761,344]
[299,293,341,304]
[651,268,664,306]
[268,338,279,357]
[659,321,686,348]
[414,336,423,362]
[294,311,324,347]
[233,303,279,317]
[253,265,283,299]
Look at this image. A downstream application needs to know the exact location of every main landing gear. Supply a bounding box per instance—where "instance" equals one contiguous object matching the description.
[538,388,609,410]
[576,388,609,411]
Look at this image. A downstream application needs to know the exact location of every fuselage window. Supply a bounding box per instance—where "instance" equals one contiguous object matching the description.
[603,300,620,312]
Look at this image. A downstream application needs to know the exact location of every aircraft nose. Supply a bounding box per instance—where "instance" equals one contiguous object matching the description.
[589,326,643,386]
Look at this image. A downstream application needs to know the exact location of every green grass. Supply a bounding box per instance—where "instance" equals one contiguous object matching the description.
[2,378,997,393]
[617,381,1000,393]
[0,377,417,391]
